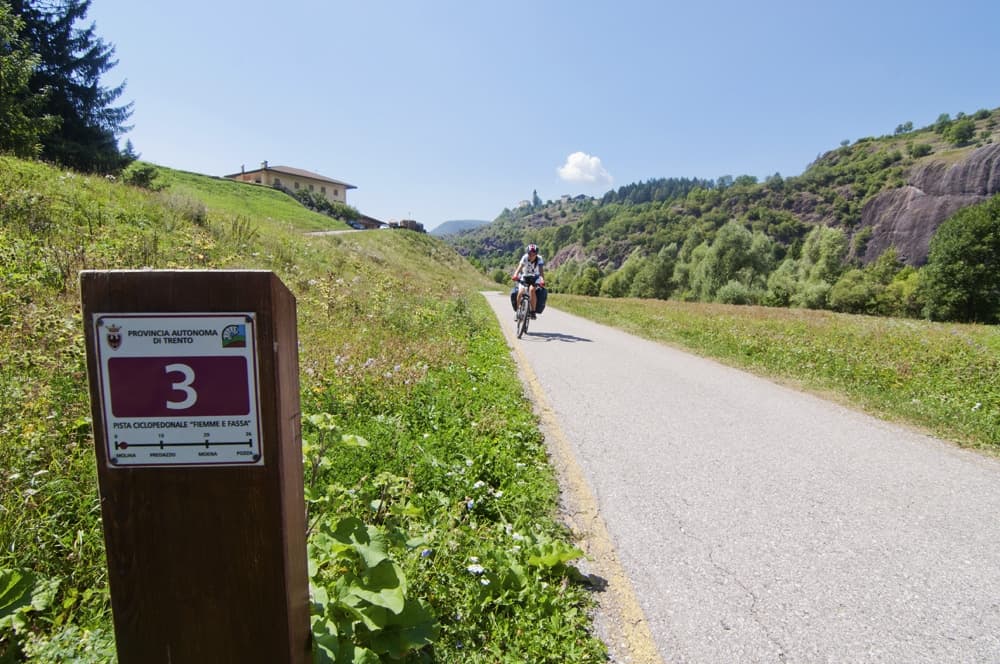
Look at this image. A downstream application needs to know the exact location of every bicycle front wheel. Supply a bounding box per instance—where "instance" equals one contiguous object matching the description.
[516,299,529,338]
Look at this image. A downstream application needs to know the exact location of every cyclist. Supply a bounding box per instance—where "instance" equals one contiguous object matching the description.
[511,244,546,320]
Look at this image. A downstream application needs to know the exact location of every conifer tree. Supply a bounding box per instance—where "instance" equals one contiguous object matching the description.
[10,0,133,173]
[0,2,58,156]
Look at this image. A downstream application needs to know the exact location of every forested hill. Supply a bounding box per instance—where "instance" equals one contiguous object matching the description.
[445,107,1000,322]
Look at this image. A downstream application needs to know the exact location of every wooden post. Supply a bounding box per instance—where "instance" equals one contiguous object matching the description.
[80,270,310,664]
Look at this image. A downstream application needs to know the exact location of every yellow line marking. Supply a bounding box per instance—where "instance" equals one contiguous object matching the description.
[497,299,662,664]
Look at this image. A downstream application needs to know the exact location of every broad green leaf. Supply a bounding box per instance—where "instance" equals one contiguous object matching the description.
[328,518,388,569]
[30,577,59,612]
[391,501,423,519]
[310,615,339,663]
[367,598,438,658]
[526,542,584,569]
[0,569,34,620]
[309,581,329,609]
[337,643,379,664]
[350,602,389,631]
[305,412,340,431]
[347,560,405,614]
[340,434,370,447]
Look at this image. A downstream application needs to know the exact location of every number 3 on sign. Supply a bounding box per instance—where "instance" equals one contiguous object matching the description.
[165,363,197,409]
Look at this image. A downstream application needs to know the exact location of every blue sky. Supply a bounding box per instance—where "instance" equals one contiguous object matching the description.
[87,0,1000,230]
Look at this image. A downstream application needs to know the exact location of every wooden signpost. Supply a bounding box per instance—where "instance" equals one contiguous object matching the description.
[80,270,310,663]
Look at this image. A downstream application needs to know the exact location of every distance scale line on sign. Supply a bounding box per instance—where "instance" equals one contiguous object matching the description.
[94,313,264,467]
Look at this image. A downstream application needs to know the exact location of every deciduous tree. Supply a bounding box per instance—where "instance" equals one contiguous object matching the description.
[919,195,1000,323]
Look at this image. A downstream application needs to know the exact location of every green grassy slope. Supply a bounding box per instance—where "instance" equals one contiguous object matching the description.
[151,164,353,232]
[0,157,604,662]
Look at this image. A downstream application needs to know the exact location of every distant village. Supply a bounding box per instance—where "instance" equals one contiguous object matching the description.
[225,161,425,233]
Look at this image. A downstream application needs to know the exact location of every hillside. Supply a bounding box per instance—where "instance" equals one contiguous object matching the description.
[446,107,1000,320]
[430,218,490,236]
[0,157,606,662]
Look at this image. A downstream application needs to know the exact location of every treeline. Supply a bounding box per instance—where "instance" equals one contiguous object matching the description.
[600,176,716,205]
[0,0,132,173]
[546,194,1000,324]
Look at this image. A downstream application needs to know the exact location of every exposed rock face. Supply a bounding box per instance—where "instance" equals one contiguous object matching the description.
[549,243,588,270]
[859,143,1000,265]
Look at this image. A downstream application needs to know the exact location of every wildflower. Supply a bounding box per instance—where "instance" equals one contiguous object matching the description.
[467,564,485,575]
[472,480,486,490]
[466,499,475,510]
[420,549,433,559]
[480,578,490,586]
[972,402,982,411]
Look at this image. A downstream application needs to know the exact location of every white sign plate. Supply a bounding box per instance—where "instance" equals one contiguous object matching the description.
[93,313,264,467]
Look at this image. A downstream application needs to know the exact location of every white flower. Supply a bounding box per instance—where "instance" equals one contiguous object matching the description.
[480,578,490,586]
[469,556,479,563]
[467,564,485,575]
[472,480,486,490]
[972,402,982,411]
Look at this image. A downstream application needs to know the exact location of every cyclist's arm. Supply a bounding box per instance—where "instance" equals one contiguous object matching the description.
[512,256,525,280]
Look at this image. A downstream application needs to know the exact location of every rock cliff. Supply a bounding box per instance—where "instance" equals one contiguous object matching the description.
[859,142,1000,265]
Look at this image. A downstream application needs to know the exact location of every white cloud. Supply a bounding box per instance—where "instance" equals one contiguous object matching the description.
[557,152,613,186]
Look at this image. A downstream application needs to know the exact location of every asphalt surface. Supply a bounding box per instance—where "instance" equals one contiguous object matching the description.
[483,292,1000,664]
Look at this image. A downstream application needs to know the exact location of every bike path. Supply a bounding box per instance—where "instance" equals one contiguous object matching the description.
[482,291,1000,663]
